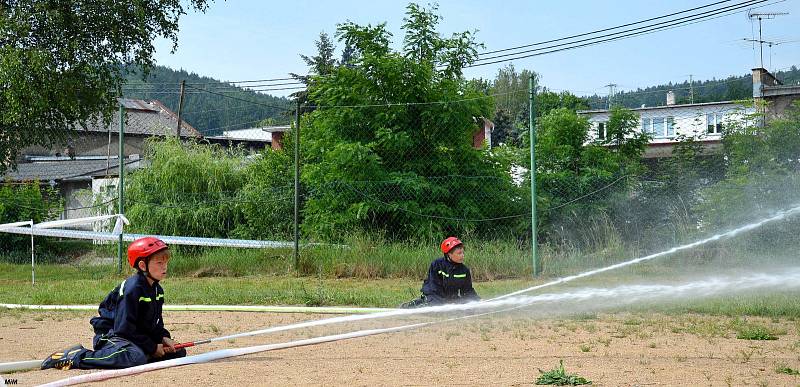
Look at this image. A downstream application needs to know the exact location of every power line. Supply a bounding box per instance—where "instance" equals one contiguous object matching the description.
[310,88,527,109]
[183,84,295,111]
[467,0,767,67]
[477,0,737,56]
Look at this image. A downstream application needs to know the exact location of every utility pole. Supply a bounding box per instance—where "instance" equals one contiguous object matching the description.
[688,74,694,104]
[605,83,617,109]
[748,11,788,69]
[176,80,186,139]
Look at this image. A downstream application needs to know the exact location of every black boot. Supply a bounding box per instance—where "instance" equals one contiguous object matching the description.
[41,344,86,370]
[400,295,429,309]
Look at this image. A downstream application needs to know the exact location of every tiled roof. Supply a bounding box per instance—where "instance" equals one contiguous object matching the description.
[5,158,137,182]
[75,99,202,138]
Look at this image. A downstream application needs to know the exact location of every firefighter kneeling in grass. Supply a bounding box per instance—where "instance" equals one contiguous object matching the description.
[42,237,186,370]
[401,237,480,308]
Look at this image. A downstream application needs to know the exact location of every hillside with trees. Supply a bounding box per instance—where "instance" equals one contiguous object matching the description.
[121,65,293,136]
[585,66,800,110]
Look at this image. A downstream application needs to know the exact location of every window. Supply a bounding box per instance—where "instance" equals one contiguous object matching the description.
[597,122,606,140]
[666,116,675,137]
[707,113,723,134]
[641,118,653,135]
[653,117,665,137]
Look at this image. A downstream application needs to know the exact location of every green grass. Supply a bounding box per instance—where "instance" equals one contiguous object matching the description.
[776,365,800,376]
[535,360,592,385]
[0,262,531,307]
[736,323,779,340]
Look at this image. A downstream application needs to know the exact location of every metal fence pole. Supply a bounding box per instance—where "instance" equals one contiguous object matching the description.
[293,101,301,271]
[529,76,540,277]
[30,219,35,285]
[117,103,125,273]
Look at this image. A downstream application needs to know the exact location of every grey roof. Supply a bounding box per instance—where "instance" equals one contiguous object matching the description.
[75,99,202,138]
[5,158,137,182]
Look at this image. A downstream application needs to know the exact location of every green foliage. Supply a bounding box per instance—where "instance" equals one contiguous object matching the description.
[536,360,592,385]
[696,102,800,231]
[736,324,778,340]
[124,138,293,241]
[232,150,294,240]
[0,0,210,172]
[521,107,647,249]
[125,139,245,238]
[299,3,523,240]
[489,64,589,145]
[776,365,800,376]
[602,106,650,164]
[537,90,590,118]
[0,182,62,253]
[490,64,537,124]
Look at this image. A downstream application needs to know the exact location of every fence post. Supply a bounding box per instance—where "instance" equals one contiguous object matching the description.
[529,76,540,277]
[30,219,34,285]
[293,101,301,272]
[117,103,125,273]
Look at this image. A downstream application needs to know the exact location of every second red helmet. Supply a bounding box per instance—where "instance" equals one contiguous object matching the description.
[440,237,463,254]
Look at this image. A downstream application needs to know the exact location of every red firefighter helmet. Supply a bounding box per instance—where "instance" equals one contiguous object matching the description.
[127,237,168,269]
[440,237,463,255]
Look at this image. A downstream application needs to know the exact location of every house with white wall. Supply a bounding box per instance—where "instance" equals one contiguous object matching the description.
[578,93,755,158]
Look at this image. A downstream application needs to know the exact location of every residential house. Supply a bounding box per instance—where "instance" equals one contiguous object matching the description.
[580,98,754,158]
[5,98,201,221]
[210,126,288,151]
[578,67,800,159]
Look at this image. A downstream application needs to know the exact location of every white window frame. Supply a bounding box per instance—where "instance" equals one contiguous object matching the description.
[652,117,665,138]
[666,116,675,138]
[642,118,653,136]
[707,112,723,134]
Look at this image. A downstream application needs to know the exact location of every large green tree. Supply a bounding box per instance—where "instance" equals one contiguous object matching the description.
[0,0,210,172]
[299,3,522,240]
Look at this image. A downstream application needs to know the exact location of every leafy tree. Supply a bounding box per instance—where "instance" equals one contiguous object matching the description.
[491,109,518,146]
[0,0,211,172]
[536,90,590,117]
[290,32,338,106]
[299,3,522,240]
[697,101,800,230]
[491,64,537,125]
[602,106,650,167]
[0,182,62,253]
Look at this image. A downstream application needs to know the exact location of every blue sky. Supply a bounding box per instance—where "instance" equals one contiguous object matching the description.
[153,0,800,97]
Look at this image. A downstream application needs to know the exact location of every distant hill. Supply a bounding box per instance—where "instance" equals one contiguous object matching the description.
[584,66,800,110]
[121,65,293,136]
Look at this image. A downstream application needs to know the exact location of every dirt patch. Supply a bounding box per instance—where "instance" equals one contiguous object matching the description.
[1,310,799,386]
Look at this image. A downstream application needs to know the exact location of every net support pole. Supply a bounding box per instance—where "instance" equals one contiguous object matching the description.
[30,219,35,285]
[117,103,125,273]
[293,101,301,271]
[529,76,540,277]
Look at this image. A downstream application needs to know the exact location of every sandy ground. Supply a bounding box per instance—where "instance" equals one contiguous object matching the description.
[1,310,799,386]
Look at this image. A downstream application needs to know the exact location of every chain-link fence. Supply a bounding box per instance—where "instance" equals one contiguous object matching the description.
[3,69,800,282]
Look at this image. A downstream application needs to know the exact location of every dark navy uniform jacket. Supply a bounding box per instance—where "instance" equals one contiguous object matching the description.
[89,272,170,355]
[421,256,480,304]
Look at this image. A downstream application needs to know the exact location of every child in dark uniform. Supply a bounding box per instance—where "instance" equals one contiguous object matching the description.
[401,237,480,308]
[42,237,185,370]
